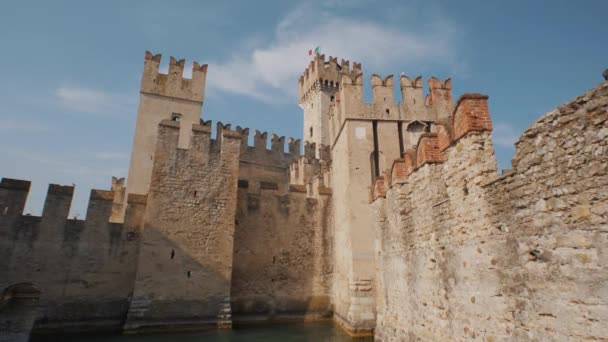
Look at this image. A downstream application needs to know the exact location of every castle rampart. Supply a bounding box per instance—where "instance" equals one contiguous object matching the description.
[328,74,453,149]
[231,181,333,322]
[0,178,144,333]
[124,119,241,331]
[371,81,608,341]
[2,51,606,341]
[315,59,457,335]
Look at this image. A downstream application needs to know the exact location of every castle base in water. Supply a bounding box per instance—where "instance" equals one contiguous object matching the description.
[1,51,607,341]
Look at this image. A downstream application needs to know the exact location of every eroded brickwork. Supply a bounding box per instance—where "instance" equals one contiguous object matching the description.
[372,81,608,341]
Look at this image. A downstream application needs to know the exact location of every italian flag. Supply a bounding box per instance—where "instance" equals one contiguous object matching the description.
[308,46,320,56]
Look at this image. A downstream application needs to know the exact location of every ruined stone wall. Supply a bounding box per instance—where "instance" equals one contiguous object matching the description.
[0,179,145,333]
[230,187,333,322]
[124,120,241,331]
[372,82,608,341]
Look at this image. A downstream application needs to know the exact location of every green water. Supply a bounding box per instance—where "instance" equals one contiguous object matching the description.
[31,321,371,342]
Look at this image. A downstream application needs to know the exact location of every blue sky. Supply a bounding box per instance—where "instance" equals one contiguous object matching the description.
[0,0,606,216]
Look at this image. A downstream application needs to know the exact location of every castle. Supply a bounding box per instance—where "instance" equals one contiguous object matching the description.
[1,51,607,341]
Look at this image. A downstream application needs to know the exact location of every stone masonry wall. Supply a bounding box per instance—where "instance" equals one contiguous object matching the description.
[372,81,608,341]
[0,179,145,334]
[231,187,333,322]
[124,120,241,331]
[126,52,207,197]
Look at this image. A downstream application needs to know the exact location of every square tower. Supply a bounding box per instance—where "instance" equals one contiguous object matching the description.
[126,51,208,196]
[298,55,346,153]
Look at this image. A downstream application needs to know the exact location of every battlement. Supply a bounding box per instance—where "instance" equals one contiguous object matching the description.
[0,178,146,229]
[298,54,362,102]
[110,177,126,223]
[158,119,307,173]
[333,73,454,125]
[140,51,207,103]
[451,93,492,141]
[231,126,302,167]
[375,93,494,191]
[157,119,241,161]
[289,141,331,193]
[414,133,444,167]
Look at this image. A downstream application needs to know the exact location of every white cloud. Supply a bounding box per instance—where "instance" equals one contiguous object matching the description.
[205,3,462,103]
[0,118,48,132]
[492,122,520,148]
[55,86,136,115]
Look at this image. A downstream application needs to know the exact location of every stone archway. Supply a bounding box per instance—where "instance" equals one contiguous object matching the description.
[0,283,42,342]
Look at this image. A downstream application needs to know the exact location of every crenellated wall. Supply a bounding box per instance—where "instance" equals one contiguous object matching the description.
[298,54,360,151]
[295,53,459,336]
[124,119,241,331]
[3,50,606,341]
[126,51,208,198]
[230,185,333,323]
[230,122,334,323]
[0,178,145,333]
[371,81,608,341]
[234,124,300,194]
[328,73,453,147]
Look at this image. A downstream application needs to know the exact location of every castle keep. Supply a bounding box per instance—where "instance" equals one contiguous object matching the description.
[1,51,607,341]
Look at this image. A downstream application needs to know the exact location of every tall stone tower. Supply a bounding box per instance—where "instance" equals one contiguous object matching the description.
[126,51,208,196]
[298,55,356,154]
[298,54,454,335]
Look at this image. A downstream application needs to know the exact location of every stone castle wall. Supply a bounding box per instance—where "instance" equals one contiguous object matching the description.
[124,120,241,331]
[231,187,333,322]
[2,50,606,341]
[0,120,332,336]
[0,179,145,332]
[371,81,608,341]
[306,56,456,335]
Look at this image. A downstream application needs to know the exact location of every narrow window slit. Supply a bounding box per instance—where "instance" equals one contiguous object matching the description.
[398,122,405,157]
[372,120,380,178]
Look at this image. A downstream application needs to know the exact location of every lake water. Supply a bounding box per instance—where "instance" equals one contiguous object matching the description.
[31,321,372,342]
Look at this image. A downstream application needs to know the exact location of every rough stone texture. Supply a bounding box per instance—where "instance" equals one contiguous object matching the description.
[0,284,41,342]
[124,120,241,332]
[231,187,333,322]
[372,81,608,341]
[0,179,145,336]
[309,55,450,335]
[2,52,607,341]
